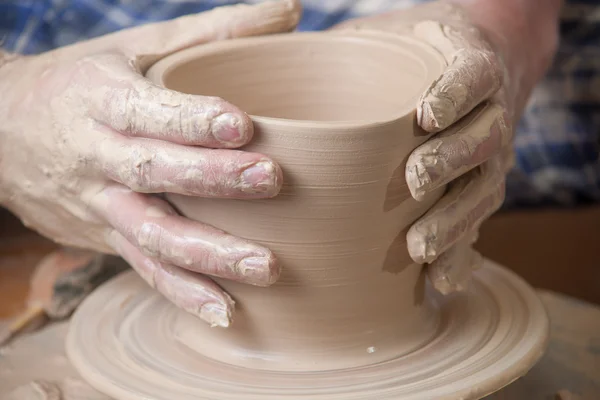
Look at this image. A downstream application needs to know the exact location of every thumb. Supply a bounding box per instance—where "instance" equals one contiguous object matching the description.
[112,0,302,71]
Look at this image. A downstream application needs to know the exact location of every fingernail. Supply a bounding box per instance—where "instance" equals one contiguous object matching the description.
[406,226,437,264]
[418,96,457,133]
[211,113,246,145]
[237,256,278,286]
[405,161,431,201]
[199,302,232,328]
[240,161,279,195]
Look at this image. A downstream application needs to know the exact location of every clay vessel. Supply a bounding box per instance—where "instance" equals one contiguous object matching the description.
[145,31,446,372]
[64,31,550,400]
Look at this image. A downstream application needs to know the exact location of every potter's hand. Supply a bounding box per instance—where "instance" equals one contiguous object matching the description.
[0,0,301,327]
[333,0,559,293]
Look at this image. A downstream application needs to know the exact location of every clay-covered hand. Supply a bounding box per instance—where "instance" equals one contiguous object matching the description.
[333,0,559,293]
[0,0,301,327]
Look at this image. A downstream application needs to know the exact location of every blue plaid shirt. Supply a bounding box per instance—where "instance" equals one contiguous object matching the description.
[1,0,598,209]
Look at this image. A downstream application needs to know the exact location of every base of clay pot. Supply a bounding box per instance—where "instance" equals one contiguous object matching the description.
[66,259,549,400]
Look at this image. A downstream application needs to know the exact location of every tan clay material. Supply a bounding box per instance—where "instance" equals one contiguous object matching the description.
[143,31,445,370]
[15,283,598,399]
[64,31,549,399]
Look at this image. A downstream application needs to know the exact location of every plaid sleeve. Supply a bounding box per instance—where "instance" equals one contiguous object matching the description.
[505,0,600,208]
[0,0,426,54]
[1,0,598,209]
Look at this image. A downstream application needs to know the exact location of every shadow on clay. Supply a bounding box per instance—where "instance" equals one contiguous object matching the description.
[382,227,413,275]
[383,153,412,212]
[383,114,435,212]
[411,112,430,137]
[413,269,426,307]
[383,164,412,212]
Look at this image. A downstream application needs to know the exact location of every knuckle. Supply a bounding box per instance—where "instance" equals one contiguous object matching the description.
[135,222,164,259]
[195,249,223,274]
[72,52,127,89]
[476,47,504,89]
[493,178,507,209]
[118,86,140,133]
[165,93,211,143]
[196,155,231,195]
[71,54,102,80]
[496,107,514,144]
[102,83,143,135]
[80,53,144,134]
[486,104,511,141]
[126,88,225,144]
[121,145,155,191]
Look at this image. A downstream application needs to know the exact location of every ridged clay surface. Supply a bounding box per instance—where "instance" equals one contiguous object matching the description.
[66,259,549,399]
[145,30,446,371]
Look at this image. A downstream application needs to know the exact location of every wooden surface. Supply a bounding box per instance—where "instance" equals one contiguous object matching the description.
[0,207,599,398]
[487,289,600,399]
[476,206,600,305]
[0,210,57,319]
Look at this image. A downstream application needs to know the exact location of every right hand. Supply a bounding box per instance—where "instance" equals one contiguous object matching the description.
[0,0,302,327]
[332,0,560,294]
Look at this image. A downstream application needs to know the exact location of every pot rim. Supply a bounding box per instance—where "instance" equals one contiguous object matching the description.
[145,30,445,131]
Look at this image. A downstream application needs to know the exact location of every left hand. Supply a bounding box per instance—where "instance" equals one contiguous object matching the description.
[0,0,302,327]
[332,0,559,293]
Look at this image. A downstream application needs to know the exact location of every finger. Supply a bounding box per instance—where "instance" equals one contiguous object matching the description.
[500,144,516,174]
[90,185,280,287]
[406,102,510,200]
[328,3,463,35]
[412,21,504,132]
[407,156,505,264]
[426,237,483,295]
[94,130,282,198]
[118,0,302,68]
[77,0,302,68]
[82,53,253,149]
[107,230,235,327]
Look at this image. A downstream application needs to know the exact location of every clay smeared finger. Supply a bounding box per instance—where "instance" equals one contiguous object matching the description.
[83,53,252,148]
[95,132,282,199]
[426,237,483,295]
[69,0,302,74]
[406,102,509,200]
[500,144,516,174]
[407,157,505,264]
[106,230,235,327]
[114,0,302,71]
[412,21,504,133]
[91,186,280,287]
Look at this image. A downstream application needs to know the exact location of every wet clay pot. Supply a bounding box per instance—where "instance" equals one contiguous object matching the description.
[144,31,446,371]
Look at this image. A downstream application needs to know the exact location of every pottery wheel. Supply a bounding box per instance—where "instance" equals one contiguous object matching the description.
[66,259,549,400]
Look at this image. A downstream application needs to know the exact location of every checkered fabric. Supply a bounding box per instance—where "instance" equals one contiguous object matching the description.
[1,0,598,208]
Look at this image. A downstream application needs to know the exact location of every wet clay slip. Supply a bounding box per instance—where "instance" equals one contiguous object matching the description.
[67,31,550,399]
